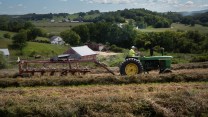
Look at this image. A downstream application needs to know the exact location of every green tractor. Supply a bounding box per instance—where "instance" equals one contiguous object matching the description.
[120,56,173,75]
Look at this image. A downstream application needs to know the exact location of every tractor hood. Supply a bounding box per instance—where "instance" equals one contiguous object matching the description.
[139,56,173,60]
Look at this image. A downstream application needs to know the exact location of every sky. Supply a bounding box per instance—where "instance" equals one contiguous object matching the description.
[0,0,208,15]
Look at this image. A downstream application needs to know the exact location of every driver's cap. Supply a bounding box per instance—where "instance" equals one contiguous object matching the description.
[131,46,136,49]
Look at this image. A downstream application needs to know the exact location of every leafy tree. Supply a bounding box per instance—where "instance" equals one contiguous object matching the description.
[3,33,11,39]
[107,24,136,48]
[86,23,99,42]
[93,22,111,43]
[119,24,136,48]
[177,37,193,53]
[60,30,80,45]
[24,21,34,29]
[0,16,10,30]
[11,30,27,51]
[27,28,43,41]
[8,20,25,32]
[105,24,123,45]
[72,25,90,43]
[87,10,100,15]
[78,12,86,17]
[136,21,147,29]
[201,36,208,52]
[186,30,202,43]
[134,31,146,48]
[154,20,163,28]
[181,16,193,25]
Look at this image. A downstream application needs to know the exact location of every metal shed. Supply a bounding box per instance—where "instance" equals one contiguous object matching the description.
[64,46,97,60]
[0,49,10,56]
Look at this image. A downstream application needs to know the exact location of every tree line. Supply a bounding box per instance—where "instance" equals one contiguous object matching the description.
[0,16,46,51]
[60,22,208,53]
[1,10,208,54]
[1,8,207,28]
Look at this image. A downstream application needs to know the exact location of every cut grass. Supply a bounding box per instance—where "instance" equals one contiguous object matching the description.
[0,82,207,117]
[0,69,208,87]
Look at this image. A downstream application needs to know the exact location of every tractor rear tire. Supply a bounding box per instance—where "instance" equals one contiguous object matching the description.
[120,58,143,75]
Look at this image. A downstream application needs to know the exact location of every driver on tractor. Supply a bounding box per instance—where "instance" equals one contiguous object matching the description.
[128,46,141,57]
[128,46,136,57]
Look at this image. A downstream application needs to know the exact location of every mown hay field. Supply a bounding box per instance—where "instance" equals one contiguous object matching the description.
[0,82,207,117]
[0,62,208,116]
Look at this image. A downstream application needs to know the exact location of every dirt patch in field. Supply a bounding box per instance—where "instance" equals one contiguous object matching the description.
[95,51,121,57]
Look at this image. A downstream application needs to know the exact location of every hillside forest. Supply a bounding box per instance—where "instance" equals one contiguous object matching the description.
[0,8,208,55]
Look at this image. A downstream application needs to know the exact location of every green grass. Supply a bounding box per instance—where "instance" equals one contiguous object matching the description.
[138,23,208,33]
[0,39,12,48]
[35,36,49,41]
[0,39,68,58]
[67,13,79,19]
[0,30,16,39]
[33,22,89,34]
[23,42,68,57]
[83,13,101,19]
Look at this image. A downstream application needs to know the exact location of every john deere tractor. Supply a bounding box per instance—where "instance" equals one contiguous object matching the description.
[120,55,173,75]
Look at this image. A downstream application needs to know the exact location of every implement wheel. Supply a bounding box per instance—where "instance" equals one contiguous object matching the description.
[120,58,143,75]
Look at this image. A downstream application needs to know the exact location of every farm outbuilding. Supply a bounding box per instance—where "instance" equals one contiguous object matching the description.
[64,46,97,60]
[0,48,10,57]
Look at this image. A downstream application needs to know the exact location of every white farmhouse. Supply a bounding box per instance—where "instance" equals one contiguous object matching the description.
[50,36,65,45]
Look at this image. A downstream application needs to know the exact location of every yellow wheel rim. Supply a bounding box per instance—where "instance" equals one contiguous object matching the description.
[125,63,139,75]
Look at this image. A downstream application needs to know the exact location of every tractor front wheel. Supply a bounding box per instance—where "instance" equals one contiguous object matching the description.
[120,58,143,75]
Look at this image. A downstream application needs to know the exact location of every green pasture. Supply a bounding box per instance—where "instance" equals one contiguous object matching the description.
[0,38,202,64]
[34,22,208,34]
[0,30,16,39]
[138,23,208,33]
[0,39,68,58]
[33,22,89,34]
[83,13,100,19]
[23,42,68,57]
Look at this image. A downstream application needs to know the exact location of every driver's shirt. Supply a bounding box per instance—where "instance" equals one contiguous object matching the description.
[128,49,135,57]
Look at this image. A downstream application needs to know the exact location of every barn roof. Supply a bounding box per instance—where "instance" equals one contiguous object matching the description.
[0,49,10,56]
[71,45,97,57]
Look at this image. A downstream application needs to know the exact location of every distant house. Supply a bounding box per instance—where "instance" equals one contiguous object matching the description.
[70,21,79,23]
[64,45,97,60]
[50,36,65,45]
[0,49,10,57]
[50,19,55,23]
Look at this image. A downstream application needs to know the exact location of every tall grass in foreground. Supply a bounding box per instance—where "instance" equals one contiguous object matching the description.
[0,82,207,117]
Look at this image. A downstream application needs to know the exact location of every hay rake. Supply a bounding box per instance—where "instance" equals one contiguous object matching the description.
[16,58,114,77]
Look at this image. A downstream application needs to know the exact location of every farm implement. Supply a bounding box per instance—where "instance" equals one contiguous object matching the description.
[15,46,173,77]
[16,56,115,77]
[120,56,173,75]
[15,46,115,77]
